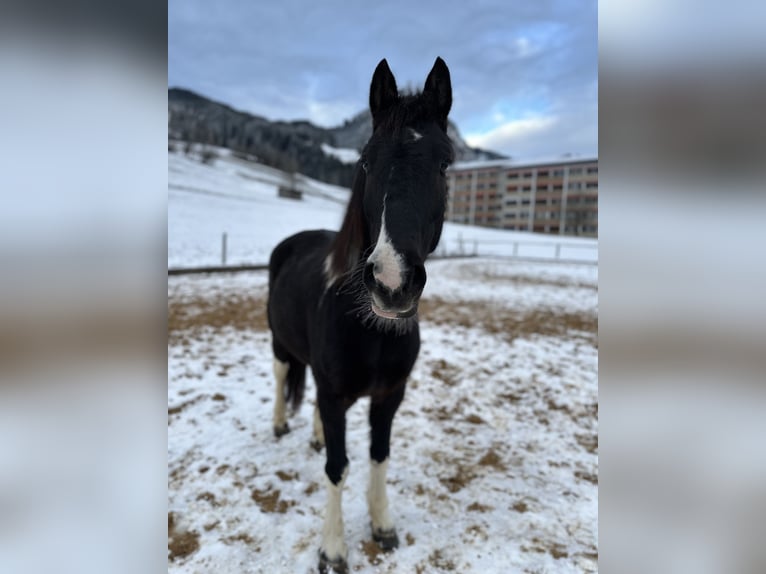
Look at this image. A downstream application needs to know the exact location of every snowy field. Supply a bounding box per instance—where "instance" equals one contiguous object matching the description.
[168,149,598,573]
[168,147,598,269]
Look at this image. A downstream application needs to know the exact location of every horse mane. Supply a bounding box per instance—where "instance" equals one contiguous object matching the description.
[326,166,368,285]
[325,91,447,286]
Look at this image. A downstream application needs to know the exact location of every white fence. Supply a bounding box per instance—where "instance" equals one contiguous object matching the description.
[169,233,597,273]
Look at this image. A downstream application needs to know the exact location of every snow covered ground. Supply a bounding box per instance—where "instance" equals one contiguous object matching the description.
[168,147,597,268]
[168,149,598,573]
[168,259,598,573]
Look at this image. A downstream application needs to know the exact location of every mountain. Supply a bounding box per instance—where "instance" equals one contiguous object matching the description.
[168,88,506,188]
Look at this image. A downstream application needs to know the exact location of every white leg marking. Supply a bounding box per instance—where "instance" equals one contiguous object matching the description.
[272,358,289,429]
[321,466,349,561]
[313,404,325,447]
[367,458,395,531]
[368,206,404,291]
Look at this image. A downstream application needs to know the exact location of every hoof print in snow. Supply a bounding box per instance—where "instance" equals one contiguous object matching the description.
[372,527,399,551]
[318,550,348,574]
[273,423,290,438]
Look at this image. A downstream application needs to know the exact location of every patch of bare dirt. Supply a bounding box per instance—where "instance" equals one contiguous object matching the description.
[574,470,598,485]
[464,413,485,425]
[251,487,296,513]
[439,464,477,493]
[428,548,457,570]
[466,502,493,512]
[275,470,299,481]
[222,532,259,548]
[576,433,598,454]
[304,482,319,495]
[361,539,385,565]
[168,395,205,416]
[512,500,529,513]
[168,292,269,344]
[195,491,217,506]
[418,296,598,345]
[430,358,461,387]
[522,537,569,559]
[168,512,200,562]
[478,448,507,472]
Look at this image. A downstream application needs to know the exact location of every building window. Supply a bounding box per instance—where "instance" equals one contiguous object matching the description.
[587,166,598,174]
[553,169,564,177]
[570,168,582,175]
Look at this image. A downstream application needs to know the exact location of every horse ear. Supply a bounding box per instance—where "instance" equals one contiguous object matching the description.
[369,59,398,126]
[423,57,452,123]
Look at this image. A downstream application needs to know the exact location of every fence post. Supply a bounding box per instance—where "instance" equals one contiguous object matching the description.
[222,232,227,266]
[472,239,478,256]
[555,243,561,259]
[513,242,518,257]
[458,233,464,255]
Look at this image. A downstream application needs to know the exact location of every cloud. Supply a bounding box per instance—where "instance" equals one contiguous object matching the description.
[169,0,597,154]
[466,116,557,152]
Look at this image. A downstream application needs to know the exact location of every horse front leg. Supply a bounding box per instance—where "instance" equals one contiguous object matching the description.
[316,390,350,574]
[367,384,405,551]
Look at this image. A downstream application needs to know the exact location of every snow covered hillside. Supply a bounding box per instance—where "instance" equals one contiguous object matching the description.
[168,146,597,268]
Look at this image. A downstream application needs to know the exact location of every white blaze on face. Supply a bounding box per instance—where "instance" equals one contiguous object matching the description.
[408,127,423,142]
[368,204,404,291]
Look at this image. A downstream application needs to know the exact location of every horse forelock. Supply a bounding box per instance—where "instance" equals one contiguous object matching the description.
[374,91,448,134]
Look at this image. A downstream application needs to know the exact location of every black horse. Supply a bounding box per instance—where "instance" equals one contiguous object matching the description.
[267,57,453,573]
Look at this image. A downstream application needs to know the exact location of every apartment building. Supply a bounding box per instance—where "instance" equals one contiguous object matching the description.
[446,157,598,237]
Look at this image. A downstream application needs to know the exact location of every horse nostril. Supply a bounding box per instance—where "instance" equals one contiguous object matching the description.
[410,264,426,292]
[372,261,382,276]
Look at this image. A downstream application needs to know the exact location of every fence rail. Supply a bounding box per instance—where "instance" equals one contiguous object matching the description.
[168,233,597,275]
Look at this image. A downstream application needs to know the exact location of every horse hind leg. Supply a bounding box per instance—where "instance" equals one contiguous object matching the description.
[272,357,291,437]
[310,404,325,452]
[271,346,306,437]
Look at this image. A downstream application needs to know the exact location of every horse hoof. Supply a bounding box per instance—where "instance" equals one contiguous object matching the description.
[310,439,325,452]
[273,423,290,437]
[372,527,399,551]
[318,550,348,574]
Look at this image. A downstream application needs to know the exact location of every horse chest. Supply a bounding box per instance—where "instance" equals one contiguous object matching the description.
[313,322,420,398]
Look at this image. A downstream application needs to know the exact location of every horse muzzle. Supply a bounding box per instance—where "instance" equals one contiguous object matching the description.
[364,260,425,320]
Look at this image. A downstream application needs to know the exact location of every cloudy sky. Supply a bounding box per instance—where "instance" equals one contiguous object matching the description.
[168,0,597,159]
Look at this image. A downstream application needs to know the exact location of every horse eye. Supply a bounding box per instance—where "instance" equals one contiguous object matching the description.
[361,160,369,172]
[439,161,450,175]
